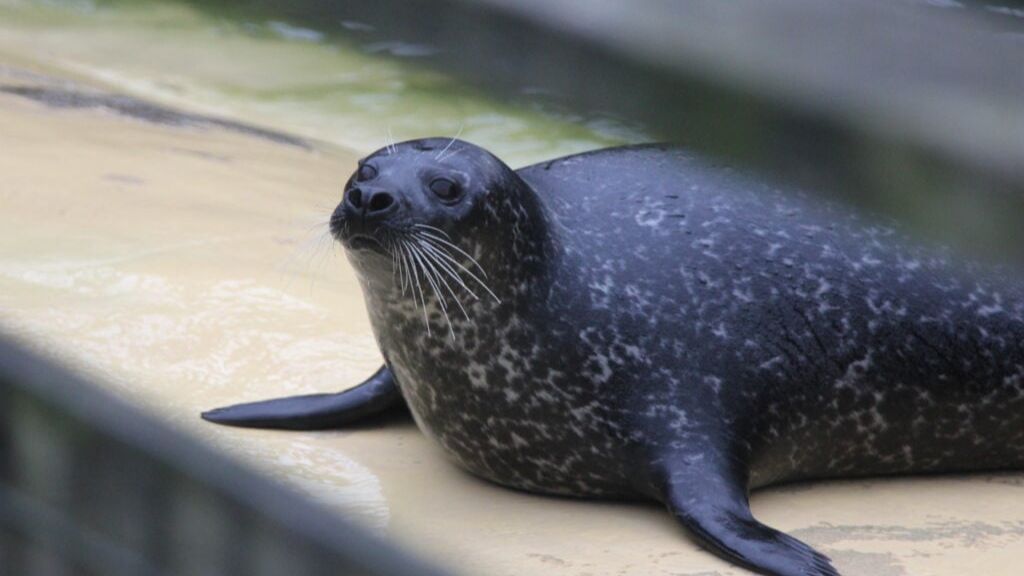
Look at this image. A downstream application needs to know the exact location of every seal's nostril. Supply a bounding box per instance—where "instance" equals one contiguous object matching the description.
[368,191,395,213]
[347,188,364,209]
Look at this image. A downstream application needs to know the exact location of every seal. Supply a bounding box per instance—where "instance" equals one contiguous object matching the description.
[203,139,1024,576]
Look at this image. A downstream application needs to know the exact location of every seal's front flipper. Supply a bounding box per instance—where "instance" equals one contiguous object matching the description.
[201,365,402,430]
[656,457,837,576]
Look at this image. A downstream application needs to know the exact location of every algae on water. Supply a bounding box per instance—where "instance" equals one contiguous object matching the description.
[0,0,643,165]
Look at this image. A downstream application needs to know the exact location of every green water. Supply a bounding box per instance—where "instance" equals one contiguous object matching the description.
[0,0,642,166]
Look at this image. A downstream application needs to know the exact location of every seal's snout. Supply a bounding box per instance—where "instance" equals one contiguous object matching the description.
[345,185,398,222]
[332,184,401,252]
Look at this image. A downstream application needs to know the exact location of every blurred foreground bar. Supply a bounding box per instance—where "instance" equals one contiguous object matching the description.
[0,334,451,576]
[427,0,1024,262]
[262,0,1024,261]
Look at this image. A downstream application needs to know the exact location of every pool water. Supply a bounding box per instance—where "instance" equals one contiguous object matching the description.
[0,0,643,166]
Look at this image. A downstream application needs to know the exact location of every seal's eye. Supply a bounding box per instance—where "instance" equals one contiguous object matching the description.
[357,164,377,181]
[429,178,460,202]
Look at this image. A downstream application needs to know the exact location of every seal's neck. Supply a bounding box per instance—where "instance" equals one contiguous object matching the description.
[472,173,557,293]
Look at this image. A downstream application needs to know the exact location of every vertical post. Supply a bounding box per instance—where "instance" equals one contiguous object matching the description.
[0,382,12,574]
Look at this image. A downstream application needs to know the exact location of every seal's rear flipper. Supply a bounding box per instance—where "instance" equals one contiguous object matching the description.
[655,455,838,576]
[201,365,402,430]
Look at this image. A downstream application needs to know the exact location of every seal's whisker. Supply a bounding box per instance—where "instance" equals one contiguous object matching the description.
[413,229,490,279]
[389,234,397,284]
[311,226,337,276]
[385,232,401,285]
[439,148,463,163]
[415,232,494,290]
[416,236,498,303]
[408,243,446,314]
[280,218,340,296]
[395,236,411,295]
[432,259,472,323]
[396,239,409,294]
[416,241,480,301]
[276,218,329,280]
[391,232,407,293]
[400,241,431,334]
[415,237,500,304]
[401,242,424,315]
[411,226,476,260]
[398,240,416,301]
[402,238,416,296]
[386,126,396,155]
[421,248,472,323]
[436,124,464,161]
[297,228,331,295]
[409,243,455,339]
[416,241,470,320]
[306,219,332,233]
[411,223,450,238]
[415,239,480,300]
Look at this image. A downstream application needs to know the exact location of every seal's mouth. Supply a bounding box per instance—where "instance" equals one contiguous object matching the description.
[329,212,386,252]
[345,233,383,251]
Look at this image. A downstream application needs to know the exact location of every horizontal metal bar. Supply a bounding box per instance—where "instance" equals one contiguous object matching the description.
[468,0,1024,186]
[0,484,161,576]
[0,334,452,576]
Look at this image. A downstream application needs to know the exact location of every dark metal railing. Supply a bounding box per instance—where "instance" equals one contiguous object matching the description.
[0,335,451,576]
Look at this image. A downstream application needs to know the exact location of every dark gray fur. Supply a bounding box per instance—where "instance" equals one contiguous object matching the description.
[205,140,1024,576]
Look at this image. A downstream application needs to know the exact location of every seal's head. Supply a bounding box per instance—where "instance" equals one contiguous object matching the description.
[330,138,551,301]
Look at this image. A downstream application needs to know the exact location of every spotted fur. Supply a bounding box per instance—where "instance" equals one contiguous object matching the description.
[348,142,1024,500]
[209,139,1024,576]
